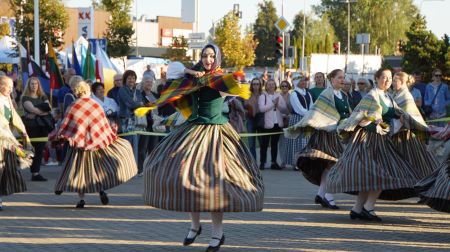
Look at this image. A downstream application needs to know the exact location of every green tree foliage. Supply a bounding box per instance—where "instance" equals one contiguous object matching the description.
[214,12,257,69]
[9,0,68,58]
[102,0,134,57]
[314,0,418,55]
[162,36,192,66]
[401,14,443,80]
[291,12,335,58]
[253,0,278,66]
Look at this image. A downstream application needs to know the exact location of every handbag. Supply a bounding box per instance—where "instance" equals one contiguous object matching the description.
[424,84,442,117]
[35,114,56,131]
[255,94,266,128]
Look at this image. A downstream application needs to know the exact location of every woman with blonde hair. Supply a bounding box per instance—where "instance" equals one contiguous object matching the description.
[54,81,137,208]
[244,77,263,159]
[0,76,32,210]
[21,77,51,181]
[391,71,438,178]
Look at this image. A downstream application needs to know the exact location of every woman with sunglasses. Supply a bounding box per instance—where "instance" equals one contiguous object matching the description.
[286,69,351,210]
[424,69,450,126]
[244,77,263,159]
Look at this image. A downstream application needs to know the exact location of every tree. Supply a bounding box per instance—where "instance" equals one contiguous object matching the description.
[214,12,257,69]
[9,0,68,59]
[0,23,9,37]
[314,0,418,55]
[162,36,192,66]
[401,14,442,80]
[253,0,278,66]
[102,0,134,58]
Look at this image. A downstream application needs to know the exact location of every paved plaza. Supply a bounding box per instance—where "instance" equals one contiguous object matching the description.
[0,165,449,252]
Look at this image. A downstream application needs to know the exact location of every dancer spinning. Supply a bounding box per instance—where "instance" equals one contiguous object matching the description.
[142,44,264,252]
[391,72,438,178]
[285,69,351,209]
[54,81,137,208]
[327,68,421,221]
[0,76,32,210]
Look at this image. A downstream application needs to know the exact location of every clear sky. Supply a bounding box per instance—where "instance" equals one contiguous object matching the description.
[63,0,449,38]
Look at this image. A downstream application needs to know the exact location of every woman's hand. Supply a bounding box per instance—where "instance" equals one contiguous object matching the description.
[194,71,205,78]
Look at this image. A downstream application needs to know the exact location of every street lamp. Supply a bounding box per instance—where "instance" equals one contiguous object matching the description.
[340,0,357,55]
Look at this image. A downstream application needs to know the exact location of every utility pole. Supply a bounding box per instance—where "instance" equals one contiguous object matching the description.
[34,0,39,65]
[300,0,306,71]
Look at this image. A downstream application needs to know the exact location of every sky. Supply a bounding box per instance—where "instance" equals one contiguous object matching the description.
[63,0,449,38]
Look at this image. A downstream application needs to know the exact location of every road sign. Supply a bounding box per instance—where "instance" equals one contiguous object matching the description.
[188,40,206,49]
[189,32,205,40]
[275,16,290,33]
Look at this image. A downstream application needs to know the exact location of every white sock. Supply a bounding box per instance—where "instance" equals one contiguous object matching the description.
[324,193,336,206]
[209,212,224,247]
[317,169,329,198]
[352,191,368,213]
[363,190,381,212]
[187,212,201,239]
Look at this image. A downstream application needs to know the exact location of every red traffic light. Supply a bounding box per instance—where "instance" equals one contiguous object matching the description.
[276,36,283,43]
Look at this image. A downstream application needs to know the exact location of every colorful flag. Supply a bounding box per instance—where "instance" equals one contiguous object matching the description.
[95,40,104,82]
[94,40,119,93]
[47,41,64,89]
[82,43,95,81]
[72,42,82,75]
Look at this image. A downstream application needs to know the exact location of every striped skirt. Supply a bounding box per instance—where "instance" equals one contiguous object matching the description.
[282,114,309,166]
[0,140,26,196]
[54,138,137,193]
[143,122,264,212]
[297,130,343,186]
[327,128,419,200]
[415,156,450,213]
[392,130,437,179]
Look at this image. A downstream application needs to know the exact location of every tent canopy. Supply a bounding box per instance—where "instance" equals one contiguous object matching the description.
[0,35,26,64]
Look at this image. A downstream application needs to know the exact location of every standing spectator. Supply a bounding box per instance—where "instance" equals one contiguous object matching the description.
[118,70,143,133]
[134,76,158,176]
[309,72,326,102]
[412,71,427,105]
[57,68,76,113]
[424,69,450,124]
[258,78,287,170]
[244,77,263,160]
[107,73,123,104]
[91,82,119,130]
[261,69,269,85]
[62,76,83,116]
[143,64,156,81]
[278,80,293,169]
[21,77,50,181]
[285,71,292,84]
[357,78,369,97]
[0,76,32,210]
[343,78,360,109]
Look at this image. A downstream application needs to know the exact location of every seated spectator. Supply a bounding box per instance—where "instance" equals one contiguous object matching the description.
[91,82,119,130]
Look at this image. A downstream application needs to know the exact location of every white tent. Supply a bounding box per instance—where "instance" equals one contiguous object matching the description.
[0,35,26,64]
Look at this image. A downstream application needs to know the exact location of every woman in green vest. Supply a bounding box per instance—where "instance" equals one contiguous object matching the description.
[143,44,264,252]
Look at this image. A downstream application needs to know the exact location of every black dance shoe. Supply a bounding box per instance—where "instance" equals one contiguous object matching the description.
[350,210,364,220]
[205,234,225,252]
[183,226,202,246]
[259,163,265,170]
[315,195,340,210]
[270,162,282,170]
[76,200,85,208]
[31,174,47,181]
[55,191,63,195]
[361,208,382,222]
[99,191,109,205]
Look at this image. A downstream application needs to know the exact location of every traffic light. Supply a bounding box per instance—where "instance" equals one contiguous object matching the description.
[333,42,340,54]
[275,35,283,58]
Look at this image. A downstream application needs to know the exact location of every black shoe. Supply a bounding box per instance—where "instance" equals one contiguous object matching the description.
[205,235,225,252]
[31,174,47,181]
[361,208,382,222]
[183,226,202,246]
[99,191,109,205]
[270,162,282,170]
[315,195,340,210]
[55,191,63,195]
[76,200,85,208]
[350,210,365,220]
[259,163,265,170]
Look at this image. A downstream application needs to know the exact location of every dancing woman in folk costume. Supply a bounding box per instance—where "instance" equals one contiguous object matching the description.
[54,81,137,208]
[327,68,421,222]
[285,69,351,210]
[140,44,264,252]
[0,76,33,210]
[391,72,438,178]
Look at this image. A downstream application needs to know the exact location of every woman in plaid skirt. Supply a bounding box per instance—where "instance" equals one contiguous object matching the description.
[285,69,351,210]
[143,44,264,252]
[54,81,137,208]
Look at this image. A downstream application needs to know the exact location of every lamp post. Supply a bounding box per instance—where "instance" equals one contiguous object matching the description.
[300,0,306,71]
[340,0,357,55]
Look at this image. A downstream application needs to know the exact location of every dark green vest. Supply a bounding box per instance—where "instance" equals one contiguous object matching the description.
[188,87,228,124]
[334,92,351,120]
